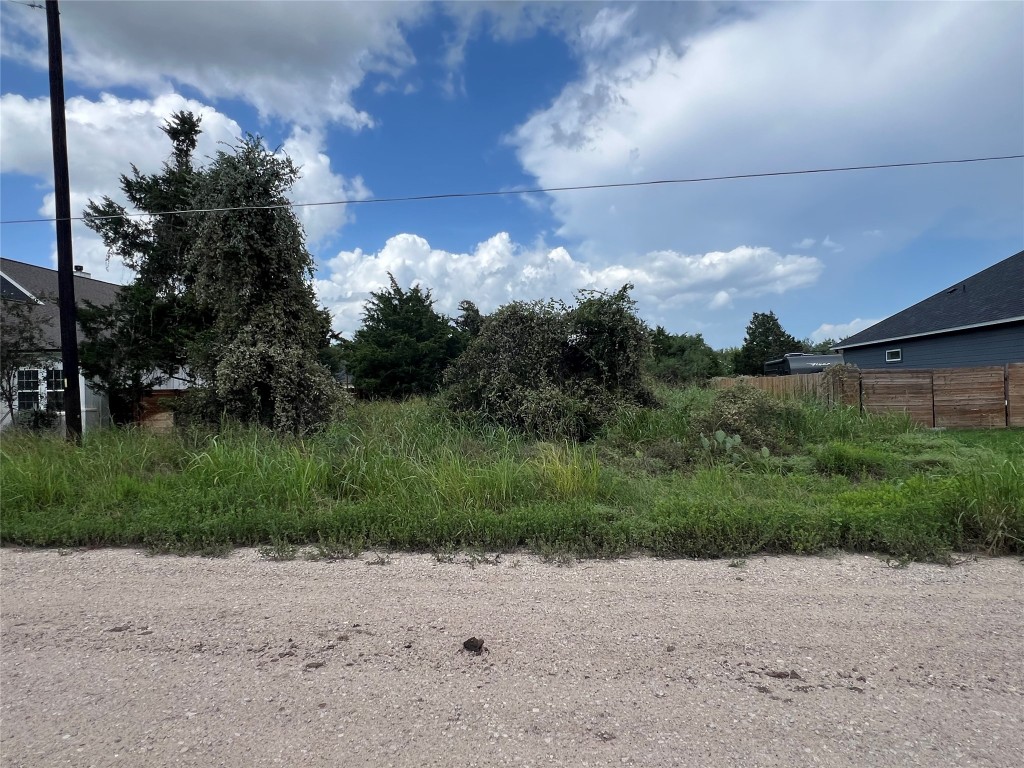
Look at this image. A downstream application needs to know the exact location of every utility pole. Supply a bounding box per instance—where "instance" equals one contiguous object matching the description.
[45,0,83,441]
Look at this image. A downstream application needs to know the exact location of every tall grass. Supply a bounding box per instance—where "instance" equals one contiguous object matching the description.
[2,389,1021,559]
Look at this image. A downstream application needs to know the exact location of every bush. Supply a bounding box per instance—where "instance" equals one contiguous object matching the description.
[444,286,655,440]
[689,385,793,452]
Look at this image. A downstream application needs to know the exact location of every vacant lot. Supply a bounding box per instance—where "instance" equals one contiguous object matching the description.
[2,549,1021,767]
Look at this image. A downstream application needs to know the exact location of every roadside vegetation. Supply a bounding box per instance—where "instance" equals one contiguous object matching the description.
[5,111,1018,563]
[2,386,1020,561]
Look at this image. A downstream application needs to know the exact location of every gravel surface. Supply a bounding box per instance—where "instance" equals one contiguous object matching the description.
[1,548,1022,767]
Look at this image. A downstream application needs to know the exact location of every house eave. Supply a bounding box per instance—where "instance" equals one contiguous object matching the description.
[0,269,43,304]
[833,316,1024,350]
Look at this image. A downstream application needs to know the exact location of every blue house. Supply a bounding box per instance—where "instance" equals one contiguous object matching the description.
[834,250,1024,369]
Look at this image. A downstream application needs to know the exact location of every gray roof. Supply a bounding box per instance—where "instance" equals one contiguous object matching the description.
[0,258,121,349]
[834,250,1024,350]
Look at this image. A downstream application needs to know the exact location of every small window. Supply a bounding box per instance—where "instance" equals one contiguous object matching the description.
[885,349,902,363]
[46,368,65,412]
[17,369,40,411]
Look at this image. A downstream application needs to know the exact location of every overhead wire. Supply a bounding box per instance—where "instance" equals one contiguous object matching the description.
[1,153,1021,226]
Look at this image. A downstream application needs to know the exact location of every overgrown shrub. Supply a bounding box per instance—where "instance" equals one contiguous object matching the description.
[444,286,655,440]
[689,385,794,452]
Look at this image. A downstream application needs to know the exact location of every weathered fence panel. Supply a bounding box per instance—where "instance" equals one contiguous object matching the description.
[710,373,824,400]
[1009,363,1024,428]
[933,366,1007,428]
[712,364,1023,428]
[860,370,935,426]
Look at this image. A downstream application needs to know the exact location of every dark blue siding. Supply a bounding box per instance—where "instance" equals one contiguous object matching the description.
[841,322,1024,369]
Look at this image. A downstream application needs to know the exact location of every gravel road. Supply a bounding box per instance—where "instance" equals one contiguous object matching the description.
[1,549,1021,767]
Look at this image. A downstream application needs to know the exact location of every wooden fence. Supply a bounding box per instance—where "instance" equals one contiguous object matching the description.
[711,363,1024,428]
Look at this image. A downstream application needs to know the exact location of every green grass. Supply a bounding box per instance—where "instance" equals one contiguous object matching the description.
[2,391,1021,561]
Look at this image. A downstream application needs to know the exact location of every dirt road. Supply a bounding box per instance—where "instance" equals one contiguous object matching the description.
[1,549,1021,767]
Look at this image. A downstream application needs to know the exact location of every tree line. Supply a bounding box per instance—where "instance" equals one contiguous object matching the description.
[1,112,835,436]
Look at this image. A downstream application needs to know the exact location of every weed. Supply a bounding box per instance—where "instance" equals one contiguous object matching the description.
[305,536,363,561]
[433,545,457,564]
[532,539,576,566]
[813,442,896,479]
[465,549,501,568]
[258,538,298,561]
[727,558,747,568]
[949,453,1023,553]
[2,394,1021,562]
[366,551,393,566]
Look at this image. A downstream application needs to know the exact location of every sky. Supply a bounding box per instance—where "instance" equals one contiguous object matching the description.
[1,0,1022,349]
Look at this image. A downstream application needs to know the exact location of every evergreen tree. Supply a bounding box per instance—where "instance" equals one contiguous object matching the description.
[182,135,339,432]
[82,112,339,433]
[734,311,802,375]
[80,111,207,419]
[346,274,462,399]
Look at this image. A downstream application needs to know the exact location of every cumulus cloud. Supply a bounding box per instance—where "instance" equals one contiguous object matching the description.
[280,127,371,246]
[510,2,1023,265]
[1,93,362,276]
[1,1,424,128]
[315,233,822,337]
[811,318,881,344]
[1,92,242,280]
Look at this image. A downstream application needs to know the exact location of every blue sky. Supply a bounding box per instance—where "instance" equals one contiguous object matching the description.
[1,0,1022,349]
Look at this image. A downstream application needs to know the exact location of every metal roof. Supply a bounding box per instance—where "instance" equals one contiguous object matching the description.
[834,250,1024,349]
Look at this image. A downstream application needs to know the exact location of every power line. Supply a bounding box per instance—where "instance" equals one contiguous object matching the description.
[1,153,1021,226]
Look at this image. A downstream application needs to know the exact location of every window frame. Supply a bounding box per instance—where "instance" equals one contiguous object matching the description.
[885,348,902,364]
[46,368,65,413]
[16,369,40,411]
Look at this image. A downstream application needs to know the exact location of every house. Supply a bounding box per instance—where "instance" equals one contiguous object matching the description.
[833,250,1024,369]
[0,257,119,432]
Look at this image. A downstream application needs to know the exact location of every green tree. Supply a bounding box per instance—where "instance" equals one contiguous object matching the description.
[733,311,801,375]
[346,274,462,399]
[80,111,207,419]
[444,285,654,440]
[800,337,837,355]
[0,297,53,423]
[182,135,340,433]
[454,299,484,339]
[648,326,722,385]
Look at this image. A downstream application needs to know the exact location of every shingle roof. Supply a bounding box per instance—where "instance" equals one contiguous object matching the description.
[0,258,121,349]
[834,250,1024,349]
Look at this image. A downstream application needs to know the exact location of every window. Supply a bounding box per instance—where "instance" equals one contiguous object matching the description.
[46,368,65,412]
[885,348,902,363]
[17,369,39,411]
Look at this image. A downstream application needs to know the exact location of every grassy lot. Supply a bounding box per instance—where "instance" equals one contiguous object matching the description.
[1,386,1021,561]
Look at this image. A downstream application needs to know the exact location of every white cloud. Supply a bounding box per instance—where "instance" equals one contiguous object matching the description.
[1,1,425,129]
[315,233,822,337]
[280,127,371,246]
[2,93,367,277]
[794,238,816,249]
[811,318,881,343]
[822,235,844,253]
[510,2,1023,265]
[1,92,242,280]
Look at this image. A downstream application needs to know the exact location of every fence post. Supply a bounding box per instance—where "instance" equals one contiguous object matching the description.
[1005,364,1011,428]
